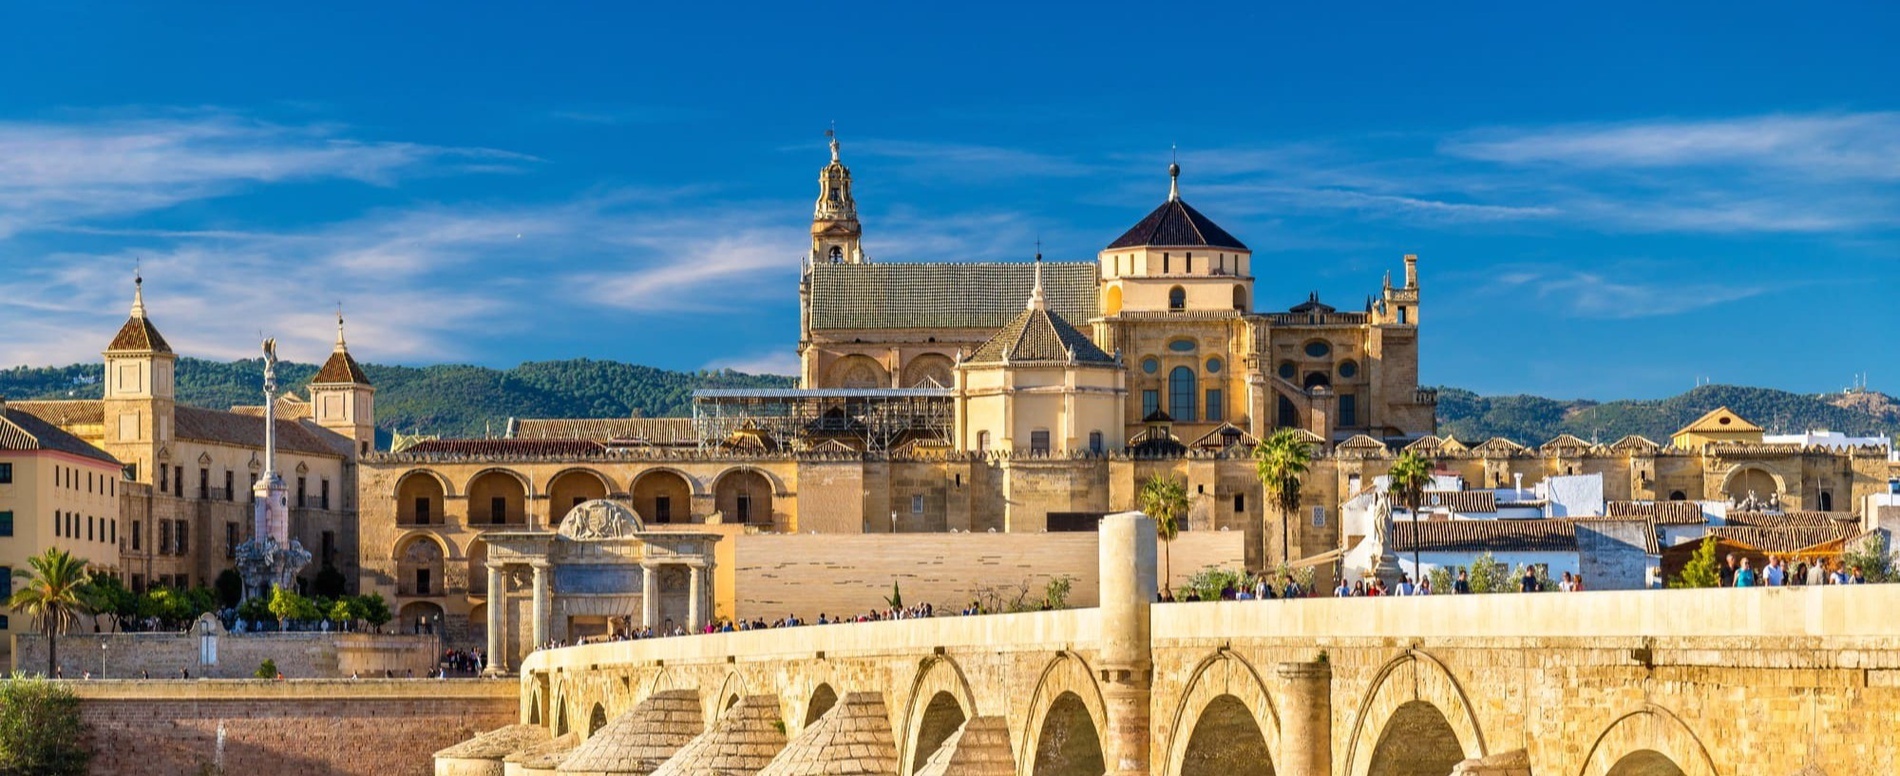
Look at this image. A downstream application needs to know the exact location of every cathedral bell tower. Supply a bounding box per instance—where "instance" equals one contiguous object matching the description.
[810,129,865,265]
[101,271,176,483]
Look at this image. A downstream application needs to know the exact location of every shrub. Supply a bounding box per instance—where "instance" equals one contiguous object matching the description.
[1670,536,1722,589]
[254,659,278,680]
[0,676,90,775]
[1841,535,1898,583]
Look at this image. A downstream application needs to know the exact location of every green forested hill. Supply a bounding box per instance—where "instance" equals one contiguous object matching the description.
[3,357,1893,445]
[1436,384,1900,444]
[0,357,795,439]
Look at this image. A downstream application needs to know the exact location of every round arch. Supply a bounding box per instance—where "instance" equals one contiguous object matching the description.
[713,467,782,527]
[1105,285,1124,316]
[546,468,613,525]
[394,470,452,524]
[1162,651,1282,776]
[830,354,890,389]
[898,655,979,773]
[1018,652,1110,776]
[1342,650,1486,776]
[1719,464,1787,500]
[711,466,789,497]
[711,671,749,724]
[1231,284,1248,312]
[902,353,957,389]
[632,467,707,496]
[462,467,533,498]
[466,468,531,527]
[1168,285,1186,310]
[389,529,454,560]
[633,468,695,525]
[394,535,448,598]
[1576,706,1717,776]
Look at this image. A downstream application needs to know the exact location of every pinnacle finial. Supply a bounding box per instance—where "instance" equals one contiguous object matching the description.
[1026,251,1047,312]
[827,125,840,163]
[1168,147,1181,202]
[335,303,347,350]
[130,263,147,318]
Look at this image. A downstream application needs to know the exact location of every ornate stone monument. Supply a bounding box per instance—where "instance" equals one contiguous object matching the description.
[235,339,312,601]
[1364,491,1406,587]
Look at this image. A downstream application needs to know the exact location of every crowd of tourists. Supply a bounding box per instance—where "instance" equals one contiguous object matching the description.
[1724,555,1868,587]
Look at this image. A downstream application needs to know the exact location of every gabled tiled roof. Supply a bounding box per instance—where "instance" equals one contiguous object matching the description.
[1676,407,1763,435]
[1393,518,1580,553]
[1706,525,1858,554]
[1724,511,1857,528]
[229,394,312,421]
[405,439,606,457]
[1106,198,1248,250]
[1605,501,1706,525]
[173,406,345,457]
[0,407,121,465]
[1423,490,1496,514]
[808,262,1097,331]
[1473,438,1528,457]
[1608,435,1661,453]
[1541,434,1592,453]
[313,348,371,385]
[514,418,698,444]
[10,400,105,426]
[964,307,1115,366]
[1335,434,1389,454]
[108,315,172,353]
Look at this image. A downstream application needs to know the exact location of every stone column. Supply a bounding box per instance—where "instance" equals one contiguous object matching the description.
[1276,660,1333,776]
[530,561,551,649]
[641,564,658,630]
[687,564,703,632]
[1098,511,1156,776]
[483,563,506,676]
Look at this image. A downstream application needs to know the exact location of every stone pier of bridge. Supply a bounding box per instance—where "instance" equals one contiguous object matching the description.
[438,512,1900,775]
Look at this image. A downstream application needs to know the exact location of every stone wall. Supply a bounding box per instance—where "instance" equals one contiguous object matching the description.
[732,530,1243,620]
[74,679,516,776]
[13,631,438,679]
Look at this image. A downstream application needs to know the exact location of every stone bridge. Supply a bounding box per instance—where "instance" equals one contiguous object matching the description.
[442,515,1900,776]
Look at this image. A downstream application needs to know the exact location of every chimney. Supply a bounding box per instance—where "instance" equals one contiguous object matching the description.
[1404,254,1419,288]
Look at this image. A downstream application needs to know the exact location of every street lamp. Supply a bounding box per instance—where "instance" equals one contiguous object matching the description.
[100,641,108,679]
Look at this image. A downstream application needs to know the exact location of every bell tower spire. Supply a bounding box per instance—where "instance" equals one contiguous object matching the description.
[810,127,865,265]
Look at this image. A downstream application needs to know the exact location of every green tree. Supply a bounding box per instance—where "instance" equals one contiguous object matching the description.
[214,569,244,608]
[1465,551,1511,594]
[266,587,308,630]
[1254,429,1313,566]
[8,549,96,679]
[254,658,279,680]
[1386,452,1434,575]
[1136,475,1188,586]
[328,598,360,630]
[883,581,903,611]
[356,593,392,633]
[0,676,90,775]
[88,574,137,619]
[1670,536,1723,589]
[1841,535,1898,583]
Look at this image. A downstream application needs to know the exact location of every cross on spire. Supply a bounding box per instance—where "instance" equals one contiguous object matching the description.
[1168,144,1181,202]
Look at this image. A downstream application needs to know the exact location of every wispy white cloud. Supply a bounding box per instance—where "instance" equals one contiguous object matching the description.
[703,350,800,376]
[1489,267,1770,319]
[1443,113,1900,179]
[0,110,531,237]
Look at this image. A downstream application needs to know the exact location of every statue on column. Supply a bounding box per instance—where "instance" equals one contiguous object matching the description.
[235,338,313,601]
[1364,491,1406,589]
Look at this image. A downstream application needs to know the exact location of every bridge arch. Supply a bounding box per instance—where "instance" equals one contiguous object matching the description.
[1343,650,1486,776]
[1577,706,1716,776]
[899,655,979,774]
[1162,650,1282,776]
[1019,652,1109,776]
[711,671,749,723]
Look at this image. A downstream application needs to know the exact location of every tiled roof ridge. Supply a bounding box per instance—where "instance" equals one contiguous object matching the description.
[0,408,122,465]
[312,348,372,385]
[1105,198,1248,251]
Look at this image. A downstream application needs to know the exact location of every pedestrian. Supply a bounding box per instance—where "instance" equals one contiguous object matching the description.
[1453,569,1471,594]
[1518,566,1538,593]
[1720,553,1738,587]
[1765,558,1785,586]
[1734,558,1758,587]
[1333,579,1352,598]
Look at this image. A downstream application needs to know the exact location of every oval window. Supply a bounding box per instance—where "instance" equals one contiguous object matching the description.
[1277,362,1295,379]
[1304,341,1331,358]
[1205,358,1222,374]
[1141,357,1160,375]
[1168,339,1197,353]
[1338,360,1358,378]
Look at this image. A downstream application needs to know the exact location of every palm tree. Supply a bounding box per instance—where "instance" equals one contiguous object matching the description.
[9,548,97,679]
[1254,429,1313,566]
[1387,451,1435,577]
[1136,475,1188,591]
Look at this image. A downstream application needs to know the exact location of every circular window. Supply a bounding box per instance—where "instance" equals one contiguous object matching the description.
[1277,362,1295,379]
[1141,357,1160,375]
[1718,416,1731,425]
[1304,341,1331,358]
[1205,358,1222,374]
[1168,339,1197,353]
[1338,360,1358,379]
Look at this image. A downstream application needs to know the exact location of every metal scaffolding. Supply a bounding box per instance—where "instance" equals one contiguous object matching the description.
[691,388,955,452]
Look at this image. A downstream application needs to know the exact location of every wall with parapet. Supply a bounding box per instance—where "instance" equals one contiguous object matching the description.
[74,679,516,776]
[731,530,1243,620]
[13,631,437,679]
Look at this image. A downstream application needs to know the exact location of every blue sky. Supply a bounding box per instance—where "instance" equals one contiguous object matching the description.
[1,2,1895,399]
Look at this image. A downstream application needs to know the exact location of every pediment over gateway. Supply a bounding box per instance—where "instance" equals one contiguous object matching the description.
[556,499,644,540]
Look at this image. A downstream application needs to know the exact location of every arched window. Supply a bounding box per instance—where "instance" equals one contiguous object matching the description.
[976,431,990,453]
[1232,285,1248,311]
[1169,367,1197,422]
[1169,286,1186,311]
[1303,372,1331,389]
[1669,490,1687,501]
[1820,490,1834,511]
[1277,395,1299,428]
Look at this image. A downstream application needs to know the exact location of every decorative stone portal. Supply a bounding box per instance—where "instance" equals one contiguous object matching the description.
[478,499,718,674]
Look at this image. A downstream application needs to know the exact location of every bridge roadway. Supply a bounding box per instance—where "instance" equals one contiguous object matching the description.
[451,514,1900,776]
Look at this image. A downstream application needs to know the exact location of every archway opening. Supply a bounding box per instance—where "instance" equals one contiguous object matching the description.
[1033,691,1105,776]
[1724,467,1779,503]
[633,470,692,525]
[912,691,967,773]
[1104,285,1123,316]
[396,472,445,525]
[832,355,888,390]
[1182,694,1273,776]
[1367,701,1463,776]
[467,539,488,595]
[903,354,956,389]
[1606,750,1687,776]
[468,471,527,526]
[716,470,775,526]
[395,537,445,597]
[1232,284,1248,312]
[807,684,839,726]
[397,601,444,635]
[588,703,608,737]
[1169,286,1186,311]
[548,471,609,525]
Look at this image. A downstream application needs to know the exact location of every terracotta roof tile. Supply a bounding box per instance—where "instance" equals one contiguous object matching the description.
[1706,525,1858,554]
[9,400,104,426]
[107,315,172,353]
[0,408,120,466]
[964,306,1114,366]
[1423,490,1496,514]
[1605,501,1706,525]
[406,439,606,457]
[173,406,344,457]
[1724,511,1857,528]
[1106,198,1248,250]
[808,262,1096,331]
[514,418,697,444]
[313,348,371,385]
